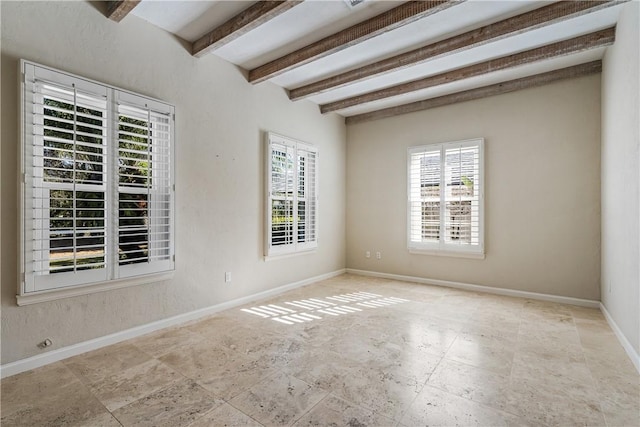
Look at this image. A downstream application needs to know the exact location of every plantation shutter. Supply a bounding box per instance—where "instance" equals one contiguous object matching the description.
[25,65,109,292]
[296,144,318,250]
[116,93,174,278]
[408,139,483,256]
[444,143,481,247]
[21,61,176,300]
[266,133,318,257]
[408,146,441,245]
[268,138,295,252]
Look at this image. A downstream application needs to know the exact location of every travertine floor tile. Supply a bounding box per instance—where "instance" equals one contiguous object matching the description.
[229,371,328,426]
[521,299,573,316]
[427,358,511,411]
[505,376,606,426]
[1,371,114,426]
[87,358,184,411]
[131,326,204,358]
[112,379,222,427]
[444,336,514,375]
[385,317,459,358]
[326,365,422,421]
[400,385,515,426]
[83,412,125,426]
[292,394,395,427]
[511,351,593,388]
[457,329,518,349]
[280,348,361,390]
[465,310,521,332]
[0,362,79,418]
[568,305,605,321]
[185,313,263,344]
[64,342,151,384]
[159,340,276,400]
[187,402,263,427]
[458,321,519,343]
[600,395,640,427]
[2,274,638,427]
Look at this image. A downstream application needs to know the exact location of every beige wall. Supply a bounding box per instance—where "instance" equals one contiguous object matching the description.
[0,1,346,364]
[601,1,640,354]
[346,75,602,300]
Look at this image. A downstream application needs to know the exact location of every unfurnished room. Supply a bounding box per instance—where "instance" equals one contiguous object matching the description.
[0,0,639,426]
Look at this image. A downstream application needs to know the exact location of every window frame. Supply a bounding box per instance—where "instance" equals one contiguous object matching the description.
[265,132,318,259]
[407,138,484,258]
[19,60,175,305]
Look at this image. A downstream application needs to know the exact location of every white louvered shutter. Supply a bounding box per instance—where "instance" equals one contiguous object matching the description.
[25,65,109,291]
[268,138,295,252]
[22,61,176,298]
[408,146,441,245]
[266,133,318,257]
[408,139,483,256]
[444,143,481,247]
[116,93,174,278]
[296,144,318,250]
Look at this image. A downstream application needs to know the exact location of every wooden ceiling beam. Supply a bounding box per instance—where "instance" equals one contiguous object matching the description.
[193,1,303,58]
[247,0,462,84]
[290,0,620,101]
[345,61,602,125]
[107,0,140,22]
[321,27,615,114]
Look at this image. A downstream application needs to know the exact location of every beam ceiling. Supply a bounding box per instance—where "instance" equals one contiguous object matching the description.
[345,61,603,125]
[106,0,140,22]
[117,1,625,125]
[321,27,616,114]
[289,0,619,101]
[247,0,463,84]
[192,1,303,58]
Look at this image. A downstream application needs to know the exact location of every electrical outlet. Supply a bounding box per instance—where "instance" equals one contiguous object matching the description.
[376,251,381,260]
[365,251,371,258]
[225,272,231,283]
[38,338,52,349]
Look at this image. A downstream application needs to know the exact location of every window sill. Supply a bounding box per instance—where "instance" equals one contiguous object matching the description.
[408,248,485,259]
[16,271,174,306]
[264,248,317,262]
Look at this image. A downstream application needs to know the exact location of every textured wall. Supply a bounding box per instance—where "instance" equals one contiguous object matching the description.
[601,1,640,354]
[0,1,346,364]
[346,75,602,300]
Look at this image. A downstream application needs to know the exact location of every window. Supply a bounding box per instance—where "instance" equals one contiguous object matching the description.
[20,61,175,301]
[408,138,484,257]
[266,132,318,257]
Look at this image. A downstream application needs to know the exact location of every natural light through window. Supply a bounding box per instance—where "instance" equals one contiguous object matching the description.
[408,138,484,257]
[241,291,410,325]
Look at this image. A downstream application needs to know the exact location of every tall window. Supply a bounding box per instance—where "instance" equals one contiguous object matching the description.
[266,133,318,257]
[408,138,484,257]
[21,61,175,300]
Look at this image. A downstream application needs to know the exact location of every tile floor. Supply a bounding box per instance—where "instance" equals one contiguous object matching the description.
[2,274,639,426]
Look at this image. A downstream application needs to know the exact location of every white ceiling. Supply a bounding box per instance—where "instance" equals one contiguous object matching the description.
[129,0,625,120]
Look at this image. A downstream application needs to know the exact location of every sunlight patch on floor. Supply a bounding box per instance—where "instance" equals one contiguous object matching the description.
[240,291,410,325]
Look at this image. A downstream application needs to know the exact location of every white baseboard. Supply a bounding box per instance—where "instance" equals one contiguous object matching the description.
[0,268,346,379]
[346,268,600,308]
[600,303,640,374]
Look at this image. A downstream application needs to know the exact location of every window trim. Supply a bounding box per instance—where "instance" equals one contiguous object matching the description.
[265,132,318,259]
[407,138,485,258]
[19,60,175,304]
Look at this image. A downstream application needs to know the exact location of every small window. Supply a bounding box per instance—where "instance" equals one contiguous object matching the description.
[408,138,484,257]
[266,132,318,257]
[20,61,175,301]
